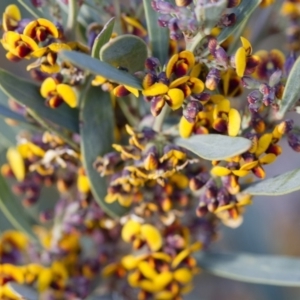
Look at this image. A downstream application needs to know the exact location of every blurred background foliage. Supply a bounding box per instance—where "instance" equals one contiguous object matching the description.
[1,0,300,299]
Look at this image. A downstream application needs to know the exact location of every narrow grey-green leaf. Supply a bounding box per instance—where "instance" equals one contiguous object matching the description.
[80,85,129,218]
[60,50,143,89]
[277,56,300,119]
[0,173,37,242]
[0,103,28,123]
[217,0,261,45]
[242,168,300,196]
[0,69,79,133]
[91,17,115,59]
[0,118,17,147]
[8,283,38,300]
[17,0,43,18]
[143,0,169,64]
[196,251,300,286]
[175,134,251,160]
[100,34,148,73]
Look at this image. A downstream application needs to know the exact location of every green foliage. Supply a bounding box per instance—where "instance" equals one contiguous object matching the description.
[80,84,129,218]
[0,69,79,133]
[8,283,38,300]
[196,251,300,286]
[91,17,115,59]
[277,56,300,119]
[216,0,262,45]
[143,0,169,64]
[242,167,300,195]
[100,35,148,73]
[60,51,143,89]
[175,134,252,160]
[17,0,43,18]
[0,103,28,124]
[0,173,37,242]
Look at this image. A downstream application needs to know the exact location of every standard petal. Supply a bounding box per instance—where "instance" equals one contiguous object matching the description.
[40,77,57,98]
[228,108,241,137]
[142,82,169,97]
[56,84,77,108]
[235,47,246,77]
[166,88,185,110]
[140,224,162,251]
[179,116,194,138]
[121,219,141,243]
[7,147,25,182]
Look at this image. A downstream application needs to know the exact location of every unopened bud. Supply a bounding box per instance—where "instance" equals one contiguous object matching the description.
[205,68,221,90]
[183,101,203,123]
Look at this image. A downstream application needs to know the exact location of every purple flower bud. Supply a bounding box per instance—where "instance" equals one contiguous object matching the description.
[220,13,236,27]
[247,90,261,104]
[208,37,218,56]
[217,187,230,206]
[191,92,210,102]
[145,57,161,70]
[259,83,271,95]
[205,68,221,90]
[215,47,228,64]
[183,101,203,122]
[151,0,175,14]
[288,132,300,152]
[248,103,260,113]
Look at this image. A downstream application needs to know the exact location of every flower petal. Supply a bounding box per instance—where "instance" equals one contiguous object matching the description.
[228,108,241,137]
[138,261,158,279]
[211,166,231,176]
[40,77,57,98]
[169,76,189,88]
[255,133,273,157]
[174,268,193,284]
[179,116,194,138]
[143,82,169,97]
[140,224,162,251]
[56,84,77,108]
[166,88,184,110]
[259,153,277,165]
[124,85,139,97]
[121,219,141,243]
[7,147,25,182]
[179,50,195,69]
[189,77,205,94]
[166,53,179,78]
[235,47,246,77]
[240,36,252,55]
[36,18,59,38]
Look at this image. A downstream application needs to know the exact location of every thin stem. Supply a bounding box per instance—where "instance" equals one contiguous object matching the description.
[28,110,80,152]
[186,31,206,54]
[153,105,170,132]
[66,0,78,41]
